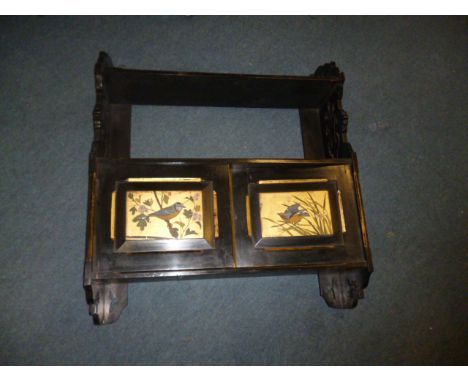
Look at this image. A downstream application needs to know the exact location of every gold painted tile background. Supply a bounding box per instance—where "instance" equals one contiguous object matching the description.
[260,191,333,237]
[126,190,204,240]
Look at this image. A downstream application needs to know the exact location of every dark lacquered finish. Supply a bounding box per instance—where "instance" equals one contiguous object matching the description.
[84,52,373,324]
[105,67,341,108]
[231,161,368,270]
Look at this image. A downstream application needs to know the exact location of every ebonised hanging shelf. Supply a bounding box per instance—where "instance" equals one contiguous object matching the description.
[84,52,373,324]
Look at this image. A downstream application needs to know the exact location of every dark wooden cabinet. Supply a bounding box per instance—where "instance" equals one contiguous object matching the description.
[84,52,373,324]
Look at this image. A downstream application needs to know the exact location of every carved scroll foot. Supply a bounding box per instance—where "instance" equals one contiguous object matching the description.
[86,282,128,325]
[318,269,370,309]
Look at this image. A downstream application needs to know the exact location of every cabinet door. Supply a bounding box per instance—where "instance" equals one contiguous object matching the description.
[231,162,368,269]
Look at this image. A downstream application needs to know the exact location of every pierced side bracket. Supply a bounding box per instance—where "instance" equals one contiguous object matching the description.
[91,52,113,159]
[85,282,128,325]
[314,62,351,159]
[318,268,370,309]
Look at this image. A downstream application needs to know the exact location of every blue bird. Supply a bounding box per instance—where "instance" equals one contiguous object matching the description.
[278,203,309,224]
[149,202,185,222]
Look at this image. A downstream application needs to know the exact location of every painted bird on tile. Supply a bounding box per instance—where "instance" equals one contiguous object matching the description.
[149,202,185,222]
[278,203,310,224]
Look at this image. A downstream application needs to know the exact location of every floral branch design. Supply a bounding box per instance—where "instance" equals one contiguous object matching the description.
[127,191,202,239]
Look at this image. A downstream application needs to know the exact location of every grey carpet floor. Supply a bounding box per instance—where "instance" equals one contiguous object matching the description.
[0,16,467,365]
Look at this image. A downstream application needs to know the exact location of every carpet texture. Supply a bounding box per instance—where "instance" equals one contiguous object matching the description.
[0,16,467,365]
